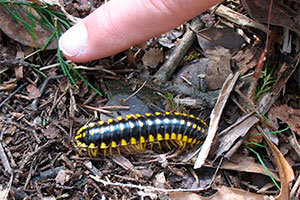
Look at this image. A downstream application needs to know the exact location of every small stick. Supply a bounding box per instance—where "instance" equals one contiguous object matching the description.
[79,104,112,114]
[0,142,12,173]
[31,75,64,110]
[194,72,240,169]
[100,105,130,110]
[91,175,207,192]
[153,18,204,82]
[0,82,27,108]
[122,81,147,104]
[248,1,277,101]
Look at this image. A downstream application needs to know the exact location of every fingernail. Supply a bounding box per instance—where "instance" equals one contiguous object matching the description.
[59,23,88,57]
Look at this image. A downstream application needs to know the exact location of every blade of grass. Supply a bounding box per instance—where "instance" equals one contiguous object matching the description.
[251,126,290,137]
[247,146,281,190]
[69,65,103,96]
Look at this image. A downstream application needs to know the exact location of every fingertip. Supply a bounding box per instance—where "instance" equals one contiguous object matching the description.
[59,22,89,59]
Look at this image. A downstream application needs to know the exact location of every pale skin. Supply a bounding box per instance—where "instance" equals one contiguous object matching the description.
[59,0,222,62]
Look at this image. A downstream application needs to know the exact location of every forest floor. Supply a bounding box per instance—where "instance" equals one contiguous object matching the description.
[0,0,299,199]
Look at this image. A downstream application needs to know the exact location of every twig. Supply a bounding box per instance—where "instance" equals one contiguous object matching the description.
[0,142,12,173]
[289,132,300,160]
[31,75,64,110]
[15,141,55,180]
[194,72,240,169]
[48,84,69,117]
[0,82,28,108]
[290,173,300,198]
[100,105,130,110]
[153,18,204,81]
[74,65,116,76]
[39,60,71,71]
[3,172,13,200]
[79,104,112,114]
[248,1,277,101]
[0,59,40,68]
[213,4,268,33]
[91,175,207,192]
[122,81,147,103]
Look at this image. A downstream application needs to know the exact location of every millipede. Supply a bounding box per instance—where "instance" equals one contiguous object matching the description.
[75,112,208,157]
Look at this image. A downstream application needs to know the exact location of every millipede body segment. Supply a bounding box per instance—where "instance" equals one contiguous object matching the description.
[75,112,208,157]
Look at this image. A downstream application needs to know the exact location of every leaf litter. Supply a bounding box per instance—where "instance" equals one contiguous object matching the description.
[0,0,299,199]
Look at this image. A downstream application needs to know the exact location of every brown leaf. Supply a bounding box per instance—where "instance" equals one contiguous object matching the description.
[0,83,17,91]
[111,154,134,171]
[0,4,57,49]
[142,48,164,68]
[14,66,23,80]
[154,172,171,189]
[221,154,279,181]
[216,115,259,158]
[261,131,295,200]
[270,105,300,135]
[26,84,41,99]
[169,186,269,200]
[232,45,262,75]
[241,0,300,36]
[43,125,59,139]
[55,169,72,185]
[205,47,232,90]
[197,27,245,54]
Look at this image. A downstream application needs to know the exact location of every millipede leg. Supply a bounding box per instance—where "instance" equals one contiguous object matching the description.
[91,148,99,157]
[79,148,85,154]
[169,139,178,147]
[88,148,92,157]
[131,145,138,152]
[182,142,187,150]
[175,140,183,147]
[165,140,172,150]
[150,142,154,151]
[137,143,144,152]
[109,146,113,155]
[124,145,131,153]
[103,148,107,157]
[157,141,162,150]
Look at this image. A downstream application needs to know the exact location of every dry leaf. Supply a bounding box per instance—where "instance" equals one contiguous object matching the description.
[261,131,295,200]
[111,154,134,171]
[270,105,300,135]
[197,27,245,53]
[43,125,59,139]
[241,0,300,36]
[221,154,279,181]
[14,66,23,80]
[216,115,259,158]
[169,185,269,200]
[55,170,69,185]
[26,84,41,99]
[205,47,232,90]
[142,48,164,68]
[0,83,17,91]
[232,45,262,75]
[0,5,57,49]
[195,72,240,169]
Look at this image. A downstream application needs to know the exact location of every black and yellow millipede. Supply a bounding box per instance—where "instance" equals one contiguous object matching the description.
[75,112,208,157]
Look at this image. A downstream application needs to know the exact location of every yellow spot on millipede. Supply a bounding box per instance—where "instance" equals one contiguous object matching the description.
[131,137,137,145]
[149,134,155,142]
[100,142,107,149]
[121,139,127,146]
